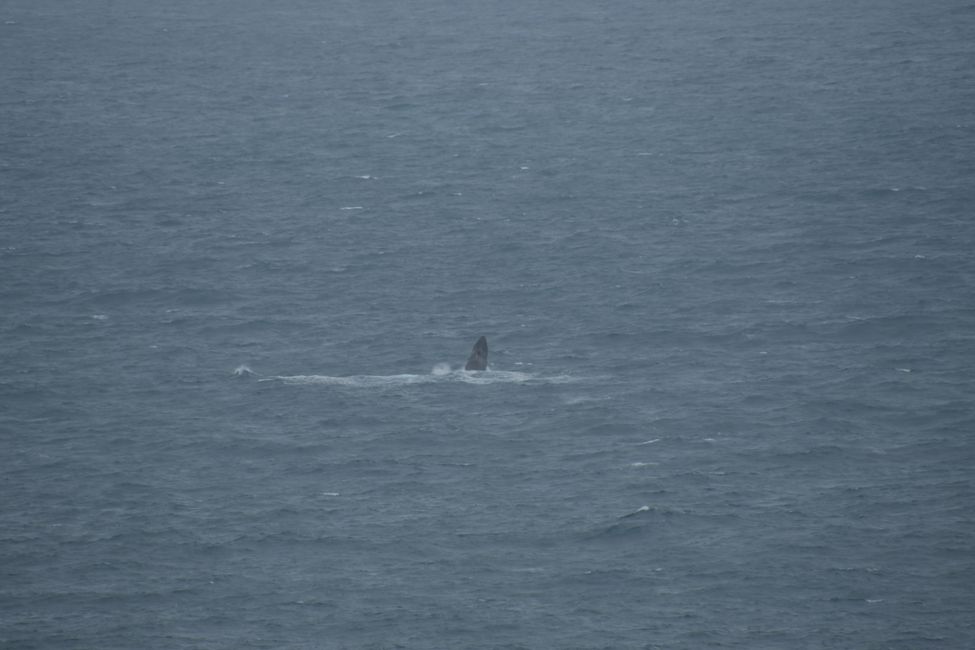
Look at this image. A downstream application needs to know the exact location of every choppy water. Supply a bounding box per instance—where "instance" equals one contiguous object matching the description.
[2,1,974,648]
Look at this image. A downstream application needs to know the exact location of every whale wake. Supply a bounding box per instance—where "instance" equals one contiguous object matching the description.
[259,368,576,387]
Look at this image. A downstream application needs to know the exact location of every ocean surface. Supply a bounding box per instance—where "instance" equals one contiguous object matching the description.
[2,1,974,648]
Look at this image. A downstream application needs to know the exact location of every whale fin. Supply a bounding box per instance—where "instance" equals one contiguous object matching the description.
[464,336,488,371]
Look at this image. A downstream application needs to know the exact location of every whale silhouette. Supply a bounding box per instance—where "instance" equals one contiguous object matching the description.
[464,336,488,371]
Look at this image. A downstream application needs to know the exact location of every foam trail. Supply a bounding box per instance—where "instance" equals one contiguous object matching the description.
[260,368,578,387]
[265,373,429,387]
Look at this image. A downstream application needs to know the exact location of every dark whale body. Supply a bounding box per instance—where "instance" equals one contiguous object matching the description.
[464,336,488,371]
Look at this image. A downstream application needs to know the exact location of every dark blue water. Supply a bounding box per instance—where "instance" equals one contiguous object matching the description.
[3,1,974,648]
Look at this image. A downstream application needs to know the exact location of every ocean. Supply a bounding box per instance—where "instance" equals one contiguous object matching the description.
[2,1,974,648]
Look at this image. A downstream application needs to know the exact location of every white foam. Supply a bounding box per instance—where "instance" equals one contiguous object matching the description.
[562,394,609,405]
[620,505,651,519]
[266,373,428,387]
[458,370,528,384]
[262,368,578,388]
[232,365,255,378]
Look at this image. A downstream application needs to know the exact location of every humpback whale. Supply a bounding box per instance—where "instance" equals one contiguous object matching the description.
[464,336,488,371]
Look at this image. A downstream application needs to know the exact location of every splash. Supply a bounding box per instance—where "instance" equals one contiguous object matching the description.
[232,365,256,378]
[431,363,452,376]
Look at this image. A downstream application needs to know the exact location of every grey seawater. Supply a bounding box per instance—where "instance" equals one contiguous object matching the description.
[2,0,974,648]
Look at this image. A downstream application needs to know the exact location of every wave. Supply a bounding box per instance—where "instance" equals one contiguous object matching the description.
[257,367,578,388]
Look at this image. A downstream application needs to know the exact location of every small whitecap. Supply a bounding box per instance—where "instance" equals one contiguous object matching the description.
[620,505,651,518]
[637,439,660,445]
[233,365,255,378]
[91,314,108,320]
[340,206,364,211]
[320,492,340,497]
[896,368,911,373]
